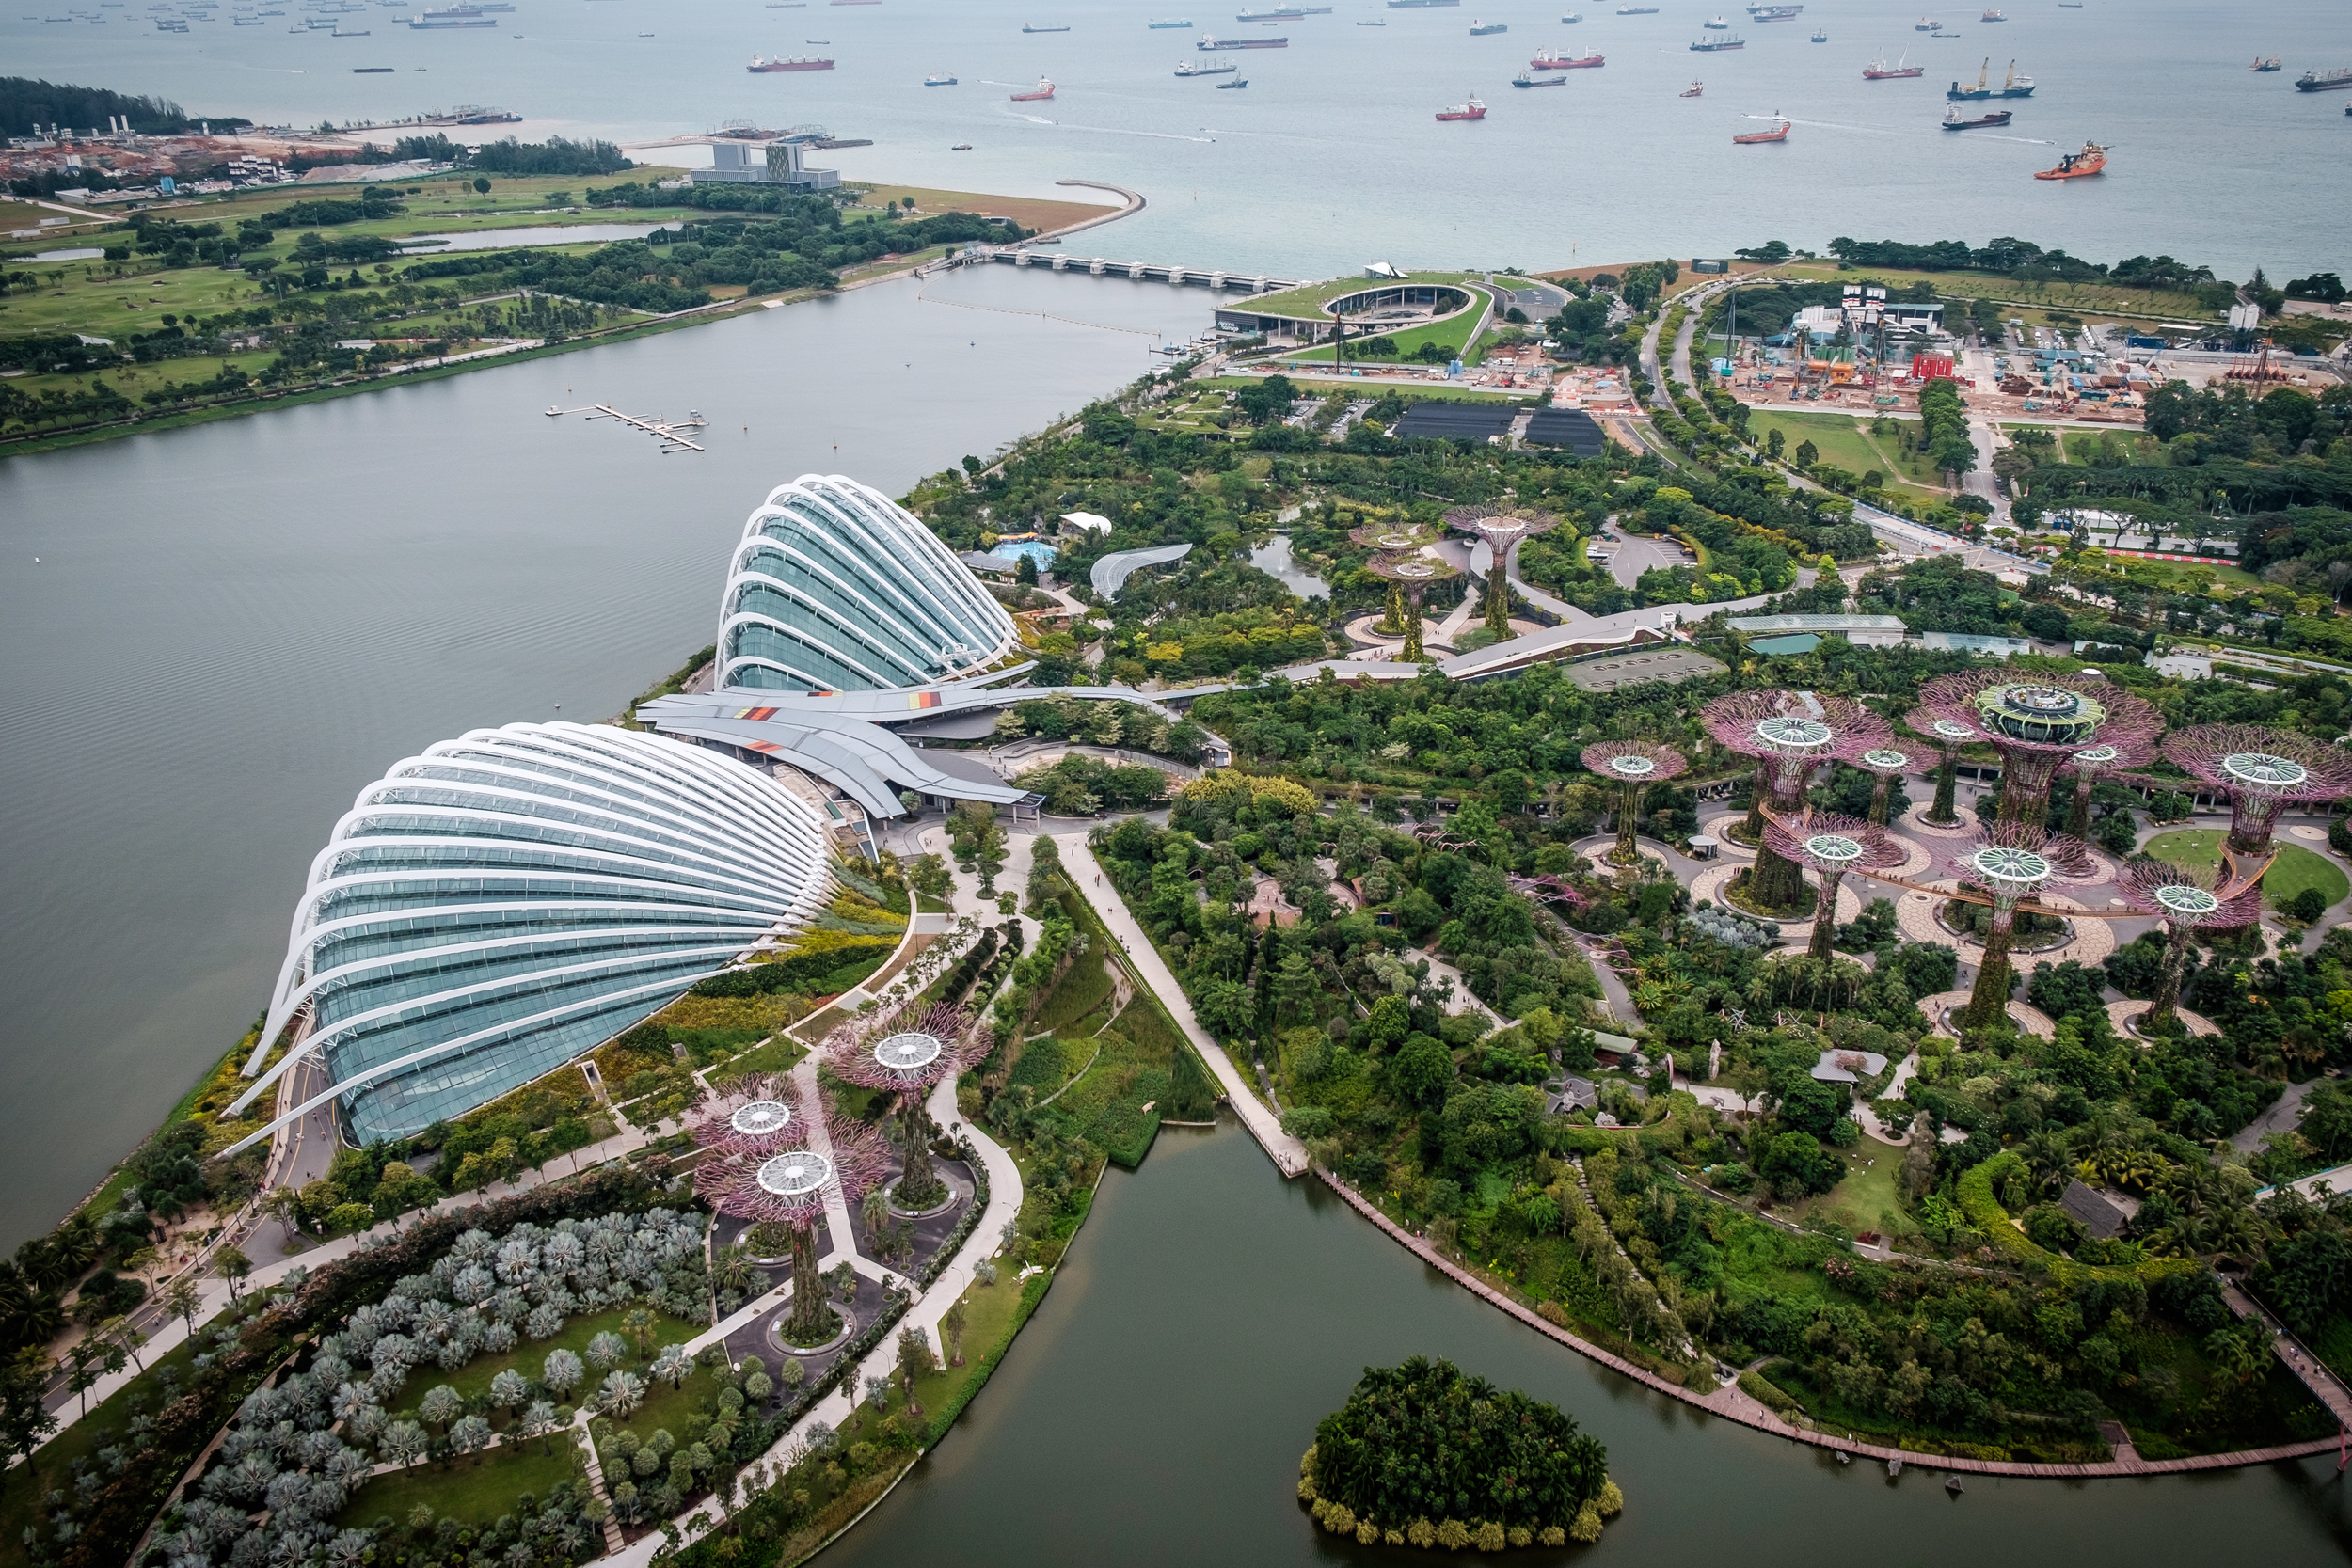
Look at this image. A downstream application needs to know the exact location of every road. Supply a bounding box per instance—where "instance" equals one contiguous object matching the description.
[1605,532,1688,591]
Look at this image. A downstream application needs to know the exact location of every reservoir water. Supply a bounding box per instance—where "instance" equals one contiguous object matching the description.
[0,265,1211,1246]
[828,1123,2352,1568]
[5,0,2347,279]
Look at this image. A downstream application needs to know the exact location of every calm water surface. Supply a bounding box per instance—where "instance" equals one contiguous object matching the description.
[5,0,2347,278]
[830,1123,2352,1568]
[0,266,1209,1245]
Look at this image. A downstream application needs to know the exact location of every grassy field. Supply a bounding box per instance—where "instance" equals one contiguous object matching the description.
[1273,305,1491,367]
[1775,1138,1923,1243]
[334,1435,582,1532]
[2146,829,2350,911]
[1744,407,1946,499]
[380,1304,686,1422]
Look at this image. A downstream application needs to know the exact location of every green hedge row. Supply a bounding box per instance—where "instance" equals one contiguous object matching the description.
[690,939,896,997]
[1957,1152,2200,1287]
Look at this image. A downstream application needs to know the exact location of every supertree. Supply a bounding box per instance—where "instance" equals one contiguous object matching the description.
[1580,740,1690,872]
[1854,745,1918,827]
[1363,552,1462,663]
[1350,521,1443,639]
[2056,735,2157,841]
[1763,810,1908,960]
[1946,822,2093,1032]
[1444,505,1562,636]
[2159,724,2352,861]
[691,1094,890,1342]
[1916,671,2164,829]
[1904,708,1985,827]
[2114,860,2264,1035]
[1701,689,1895,911]
[687,1072,803,1160]
[823,1001,992,1212]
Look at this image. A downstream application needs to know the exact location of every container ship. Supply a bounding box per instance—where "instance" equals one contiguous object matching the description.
[2033,140,2105,177]
[1198,32,1285,46]
[1530,47,1602,66]
[1435,93,1486,119]
[2295,66,2352,91]
[1174,55,1235,73]
[1942,103,2010,127]
[749,55,834,70]
[1010,75,1055,98]
[1864,51,1923,78]
[1733,115,1788,142]
[1690,33,1742,50]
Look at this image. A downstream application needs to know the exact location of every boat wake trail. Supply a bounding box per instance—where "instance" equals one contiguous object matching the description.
[915,282,1162,337]
[994,106,1214,141]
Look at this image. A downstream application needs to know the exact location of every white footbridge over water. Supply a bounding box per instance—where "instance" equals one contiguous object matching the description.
[944,244,1301,293]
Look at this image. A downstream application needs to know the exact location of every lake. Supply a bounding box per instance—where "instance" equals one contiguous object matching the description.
[824,1122,2352,1568]
[0,264,1212,1245]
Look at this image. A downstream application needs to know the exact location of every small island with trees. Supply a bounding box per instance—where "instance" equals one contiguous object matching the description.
[1299,1356,1621,1549]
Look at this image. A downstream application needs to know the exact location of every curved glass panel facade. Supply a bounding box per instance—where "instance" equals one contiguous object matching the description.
[242,723,834,1145]
[717,474,1018,693]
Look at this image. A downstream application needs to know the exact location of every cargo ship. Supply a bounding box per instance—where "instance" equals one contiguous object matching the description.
[1236,6,1318,16]
[1864,51,1923,78]
[1010,75,1055,98]
[1174,55,1235,72]
[1022,22,1070,31]
[1436,93,1487,119]
[409,11,495,25]
[1615,5,1658,12]
[1470,18,1507,33]
[1915,16,1937,29]
[2295,66,2352,91]
[1512,70,1566,86]
[2250,56,2280,71]
[1942,103,2010,127]
[1217,75,1248,87]
[923,71,955,83]
[353,64,394,71]
[1198,32,1285,45]
[1751,5,1803,19]
[1981,8,2005,21]
[1733,115,1788,142]
[1148,16,1192,24]
[2033,139,2105,177]
[1690,33,1742,50]
[1530,47,1602,66]
[750,55,834,70]
[1386,0,1461,8]
[1947,57,1993,97]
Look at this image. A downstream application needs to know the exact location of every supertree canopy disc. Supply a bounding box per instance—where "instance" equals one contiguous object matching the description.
[1364,552,1462,586]
[1854,746,1915,825]
[2116,860,2265,1030]
[825,1002,991,1211]
[734,1100,794,1139]
[755,1148,833,1198]
[1702,690,1895,912]
[2056,736,2156,838]
[1919,671,2163,828]
[1904,709,1985,826]
[1348,520,1443,553]
[2160,723,2352,858]
[687,1072,805,1159]
[1762,809,1906,958]
[1945,821,2093,1031]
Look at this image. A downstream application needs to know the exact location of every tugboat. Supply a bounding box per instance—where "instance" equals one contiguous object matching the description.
[1531,46,1604,66]
[2250,56,2280,71]
[1009,74,1055,98]
[1865,51,1924,77]
[1733,113,1788,141]
[2033,139,2106,177]
[1513,70,1567,86]
[1942,103,2011,127]
[1435,92,1487,118]
[1680,79,1703,94]
[1810,25,1826,40]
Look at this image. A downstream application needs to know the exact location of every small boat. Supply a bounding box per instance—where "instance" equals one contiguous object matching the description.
[923,71,955,83]
[1469,17,1506,32]
[2033,139,2106,177]
[1435,92,1486,118]
[1943,103,2011,126]
[1865,50,1923,77]
[1810,26,1826,40]
[1915,15,1936,28]
[2250,55,2280,71]
[1981,7,2004,19]
[1947,1474,1964,1495]
[1010,74,1055,97]
[950,141,973,149]
[1680,79,1703,94]
[1704,13,1728,26]
[1216,74,1248,86]
[1531,47,1603,66]
[1836,1450,1851,1465]
[1560,9,1581,19]
[1512,70,1566,85]
[1021,21,1070,31]
[1733,114,1788,141]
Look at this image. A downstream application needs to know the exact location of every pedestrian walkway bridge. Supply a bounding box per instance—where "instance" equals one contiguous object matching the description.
[953,245,1301,293]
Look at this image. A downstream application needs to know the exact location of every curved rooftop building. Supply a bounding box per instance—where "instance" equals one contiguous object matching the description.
[224,723,832,1151]
[719,474,1020,694]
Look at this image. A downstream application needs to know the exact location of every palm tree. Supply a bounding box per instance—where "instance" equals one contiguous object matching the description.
[380,1419,428,1471]
[710,1245,759,1303]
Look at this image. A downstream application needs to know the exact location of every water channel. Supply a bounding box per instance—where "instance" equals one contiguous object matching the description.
[0,264,1212,1247]
[827,1122,2352,1568]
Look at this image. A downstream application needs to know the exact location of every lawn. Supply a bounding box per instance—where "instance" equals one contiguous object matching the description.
[1744,408,1946,499]
[1031,944,1115,1037]
[385,1303,707,1425]
[1774,1137,1922,1243]
[334,1434,583,1532]
[1772,260,2217,326]
[2145,829,2349,912]
[1274,305,1492,367]
[712,1034,809,1080]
